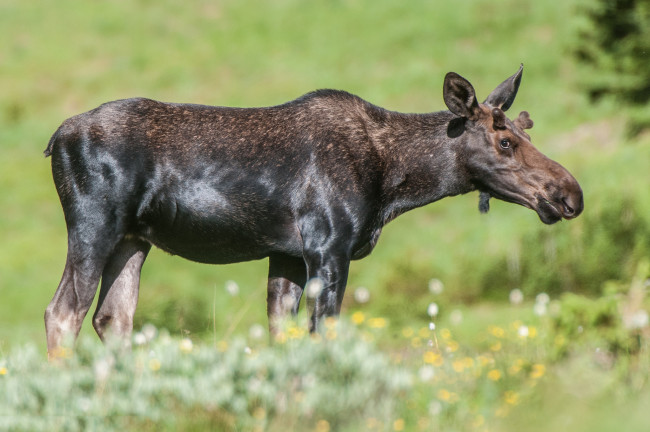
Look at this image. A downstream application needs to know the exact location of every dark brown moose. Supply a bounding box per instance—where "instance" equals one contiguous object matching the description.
[44,65,583,358]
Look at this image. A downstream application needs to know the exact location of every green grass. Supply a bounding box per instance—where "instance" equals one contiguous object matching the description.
[1,1,649,429]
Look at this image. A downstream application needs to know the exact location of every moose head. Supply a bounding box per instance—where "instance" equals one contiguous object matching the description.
[443,65,583,224]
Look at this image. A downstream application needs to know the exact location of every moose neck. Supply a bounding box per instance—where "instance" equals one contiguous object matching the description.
[371,109,476,225]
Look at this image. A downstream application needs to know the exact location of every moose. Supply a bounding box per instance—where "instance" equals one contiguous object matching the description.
[44,65,583,358]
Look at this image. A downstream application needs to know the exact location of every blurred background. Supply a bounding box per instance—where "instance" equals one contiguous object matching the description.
[0,0,649,428]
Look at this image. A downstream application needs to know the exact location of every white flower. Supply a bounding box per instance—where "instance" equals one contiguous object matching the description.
[509,289,524,305]
[518,325,529,338]
[428,400,443,416]
[427,302,439,318]
[179,338,193,353]
[428,278,444,295]
[536,293,550,305]
[249,324,266,340]
[429,322,436,331]
[225,280,240,296]
[353,286,370,304]
[142,323,157,342]
[533,302,547,317]
[306,278,324,299]
[133,332,147,346]
[418,365,435,382]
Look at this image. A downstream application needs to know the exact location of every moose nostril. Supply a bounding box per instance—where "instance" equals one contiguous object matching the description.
[561,198,575,215]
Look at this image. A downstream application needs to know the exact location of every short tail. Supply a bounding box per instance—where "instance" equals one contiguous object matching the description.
[44,127,62,157]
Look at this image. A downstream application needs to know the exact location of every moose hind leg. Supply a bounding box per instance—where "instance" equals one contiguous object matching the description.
[93,238,151,345]
[45,243,110,360]
[267,253,307,337]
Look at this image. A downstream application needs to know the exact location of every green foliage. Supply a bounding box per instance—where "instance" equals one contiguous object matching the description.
[573,0,650,134]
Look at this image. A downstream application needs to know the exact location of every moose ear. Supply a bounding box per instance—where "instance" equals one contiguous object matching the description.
[443,72,480,120]
[484,64,523,112]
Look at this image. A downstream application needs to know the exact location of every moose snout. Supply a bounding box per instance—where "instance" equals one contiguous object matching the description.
[558,180,584,220]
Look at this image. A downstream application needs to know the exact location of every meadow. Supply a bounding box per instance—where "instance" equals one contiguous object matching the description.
[1,0,649,430]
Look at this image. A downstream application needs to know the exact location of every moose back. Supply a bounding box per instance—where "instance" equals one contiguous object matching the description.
[44,65,583,358]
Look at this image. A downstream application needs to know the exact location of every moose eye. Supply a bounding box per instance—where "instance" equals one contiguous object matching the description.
[499,138,511,149]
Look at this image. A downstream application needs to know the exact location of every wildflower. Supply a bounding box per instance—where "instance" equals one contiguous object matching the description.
[429,322,436,331]
[445,340,459,353]
[509,288,524,305]
[225,280,239,296]
[530,364,546,379]
[462,357,475,369]
[450,309,463,325]
[478,355,493,367]
[528,326,538,338]
[142,323,157,342]
[366,418,381,430]
[315,419,330,432]
[423,351,444,366]
[504,391,520,405]
[133,332,147,346]
[367,317,387,329]
[452,359,465,373]
[393,418,405,431]
[437,389,452,401]
[536,292,550,305]
[351,311,365,325]
[249,324,266,340]
[428,400,443,416]
[518,325,529,338]
[488,325,505,338]
[487,369,502,381]
[533,302,547,316]
[427,302,439,318]
[428,278,444,294]
[0,367,7,375]
[179,338,193,353]
[490,341,502,352]
[306,278,324,299]
[287,325,305,339]
[353,286,370,304]
[411,337,422,348]
[148,358,161,372]
[496,406,510,418]
[324,316,337,329]
[418,326,430,338]
[418,365,435,382]
[217,340,229,351]
[325,329,337,340]
[440,328,452,340]
[508,358,525,375]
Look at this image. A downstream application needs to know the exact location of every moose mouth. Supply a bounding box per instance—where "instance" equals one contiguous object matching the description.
[535,196,563,225]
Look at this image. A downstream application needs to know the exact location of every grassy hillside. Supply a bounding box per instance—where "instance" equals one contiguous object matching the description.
[1,0,648,351]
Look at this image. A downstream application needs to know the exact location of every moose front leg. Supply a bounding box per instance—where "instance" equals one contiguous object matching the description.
[267,253,307,337]
[303,252,351,333]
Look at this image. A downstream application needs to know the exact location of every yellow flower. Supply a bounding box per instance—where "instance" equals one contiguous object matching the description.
[452,359,465,373]
[324,317,337,329]
[445,340,459,353]
[530,364,546,379]
[325,329,337,340]
[496,405,510,418]
[437,389,452,401]
[0,367,7,375]
[462,357,475,369]
[393,418,405,431]
[504,391,520,405]
[508,358,525,375]
[253,406,266,420]
[411,337,422,348]
[478,355,493,367]
[488,325,505,338]
[555,334,566,347]
[423,351,444,366]
[368,317,387,329]
[148,358,161,372]
[440,328,452,340]
[418,326,430,338]
[315,419,330,432]
[528,326,538,338]
[217,340,229,351]
[402,327,414,338]
[351,311,365,325]
[288,326,306,339]
[487,369,502,381]
[490,341,502,352]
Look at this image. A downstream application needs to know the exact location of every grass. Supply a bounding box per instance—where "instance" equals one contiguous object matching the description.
[1,0,649,429]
